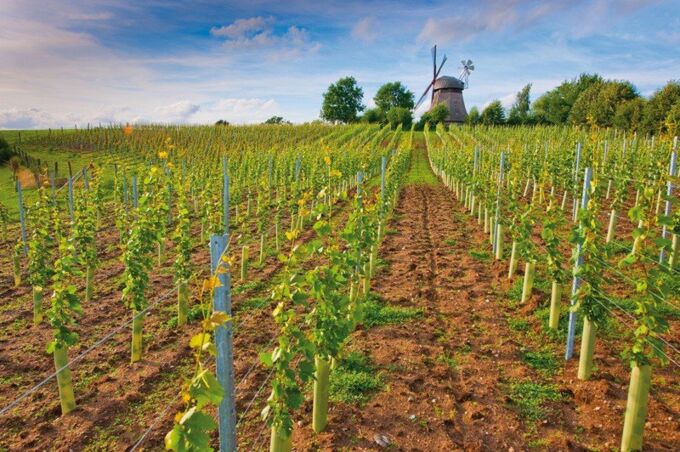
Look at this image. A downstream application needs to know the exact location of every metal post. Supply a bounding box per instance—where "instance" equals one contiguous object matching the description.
[223,158,230,236]
[67,176,74,221]
[17,180,28,255]
[572,142,582,222]
[566,167,593,360]
[357,172,363,208]
[132,175,139,209]
[210,233,235,451]
[660,150,677,264]
[83,168,89,190]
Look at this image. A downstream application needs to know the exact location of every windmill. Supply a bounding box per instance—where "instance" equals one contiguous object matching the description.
[415,45,473,124]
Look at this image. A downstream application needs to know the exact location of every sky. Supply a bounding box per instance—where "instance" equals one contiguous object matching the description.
[1,0,679,129]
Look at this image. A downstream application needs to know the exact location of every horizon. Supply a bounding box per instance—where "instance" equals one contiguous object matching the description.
[2,0,679,129]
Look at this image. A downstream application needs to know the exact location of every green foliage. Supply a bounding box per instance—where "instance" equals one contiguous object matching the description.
[386,107,413,130]
[361,108,385,124]
[521,350,558,376]
[419,103,449,128]
[361,294,423,327]
[532,73,603,124]
[373,81,415,113]
[46,235,83,353]
[614,97,646,131]
[569,80,639,127]
[480,100,506,125]
[173,182,193,285]
[27,182,54,291]
[0,137,17,165]
[321,76,365,123]
[506,381,564,421]
[329,351,383,405]
[263,116,290,125]
[642,80,680,134]
[507,84,533,125]
[465,106,480,125]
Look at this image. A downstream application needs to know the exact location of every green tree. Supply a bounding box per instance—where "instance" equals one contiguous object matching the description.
[466,106,480,125]
[664,100,680,137]
[417,103,449,129]
[373,82,415,113]
[642,80,680,134]
[533,73,603,124]
[386,107,412,129]
[264,116,290,125]
[321,77,365,123]
[614,98,646,131]
[507,84,533,125]
[480,100,506,125]
[362,108,385,124]
[569,80,638,127]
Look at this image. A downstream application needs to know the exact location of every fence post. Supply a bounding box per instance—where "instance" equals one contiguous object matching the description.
[660,148,677,264]
[17,180,28,255]
[210,233,236,451]
[566,167,592,360]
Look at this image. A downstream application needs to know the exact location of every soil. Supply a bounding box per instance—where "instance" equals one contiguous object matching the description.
[286,143,679,451]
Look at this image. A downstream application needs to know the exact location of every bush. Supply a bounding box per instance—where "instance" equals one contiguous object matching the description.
[362,108,385,124]
[0,137,17,165]
[386,107,412,129]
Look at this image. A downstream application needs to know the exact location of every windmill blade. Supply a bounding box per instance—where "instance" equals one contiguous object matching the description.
[435,55,447,78]
[432,45,437,79]
[415,80,435,111]
[468,64,475,71]
[467,59,473,66]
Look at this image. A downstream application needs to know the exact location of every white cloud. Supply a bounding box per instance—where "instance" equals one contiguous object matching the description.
[210,16,319,57]
[194,98,280,124]
[0,108,60,129]
[152,101,201,123]
[352,17,378,43]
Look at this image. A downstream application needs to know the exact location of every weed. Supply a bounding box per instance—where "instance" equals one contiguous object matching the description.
[330,351,383,405]
[506,380,564,421]
[521,350,558,376]
[362,293,423,327]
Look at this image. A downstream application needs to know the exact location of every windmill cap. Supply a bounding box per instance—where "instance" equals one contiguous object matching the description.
[434,76,465,90]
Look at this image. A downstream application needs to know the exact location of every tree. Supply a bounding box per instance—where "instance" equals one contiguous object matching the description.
[614,98,646,131]
[664,100,680,137]
[480,100,506,125]
[386,107,413,129]
[215,119,229,126]
[466,106,480,125]
[507,84,532,125]
[533,73,603,124]
[569,80,638,127]
[362,108,385,124]
[264,116,290,125]
[374,82,415,113]
[642,81,680,134]
[417,104,449,130]
[321,77,365,123]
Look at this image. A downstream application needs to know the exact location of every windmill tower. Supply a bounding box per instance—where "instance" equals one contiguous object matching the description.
[415,46,474,124]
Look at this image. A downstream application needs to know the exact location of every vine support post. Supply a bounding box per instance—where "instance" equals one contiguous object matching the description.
[565,167,592,360]
[67,176,74,221]
[572,142,582,222]
[210,233,236,452]
[493,152,505,259]
[16,180,28,255]
[223,157,230,236]
[621,363,651,452]
[132,174,139,208]
[659,150,676,264]
[380,156,386,212]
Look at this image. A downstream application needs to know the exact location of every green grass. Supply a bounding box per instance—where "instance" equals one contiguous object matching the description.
[233,279,265,294]
[469,248,491,262]
[505,380,564,421]
[508,317,530,332]
[329,351,383,405]
[361,293,423,327]
[238,296,270,312]
[436,351,458,371]
[521,350,558,376]
[405,147,439,186]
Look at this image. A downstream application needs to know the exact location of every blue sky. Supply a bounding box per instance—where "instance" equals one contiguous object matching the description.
[1,0,679,128]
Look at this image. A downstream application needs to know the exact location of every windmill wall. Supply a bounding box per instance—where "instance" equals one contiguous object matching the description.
[432,88,467,123]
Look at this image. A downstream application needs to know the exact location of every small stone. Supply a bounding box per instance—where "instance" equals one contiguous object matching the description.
[297,421,303,427]
[374,434,391,448]
[409,414,417,421]
[594,406,601,411]
[431,398,436,403]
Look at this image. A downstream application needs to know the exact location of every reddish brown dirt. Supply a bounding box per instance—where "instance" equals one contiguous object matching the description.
[287,151,679,450]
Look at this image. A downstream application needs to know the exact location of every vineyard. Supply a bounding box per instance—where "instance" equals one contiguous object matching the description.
[0,124,678,451]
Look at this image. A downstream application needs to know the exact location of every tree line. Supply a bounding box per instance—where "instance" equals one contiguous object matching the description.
[468,74,680,135]
[317,74,680,135]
